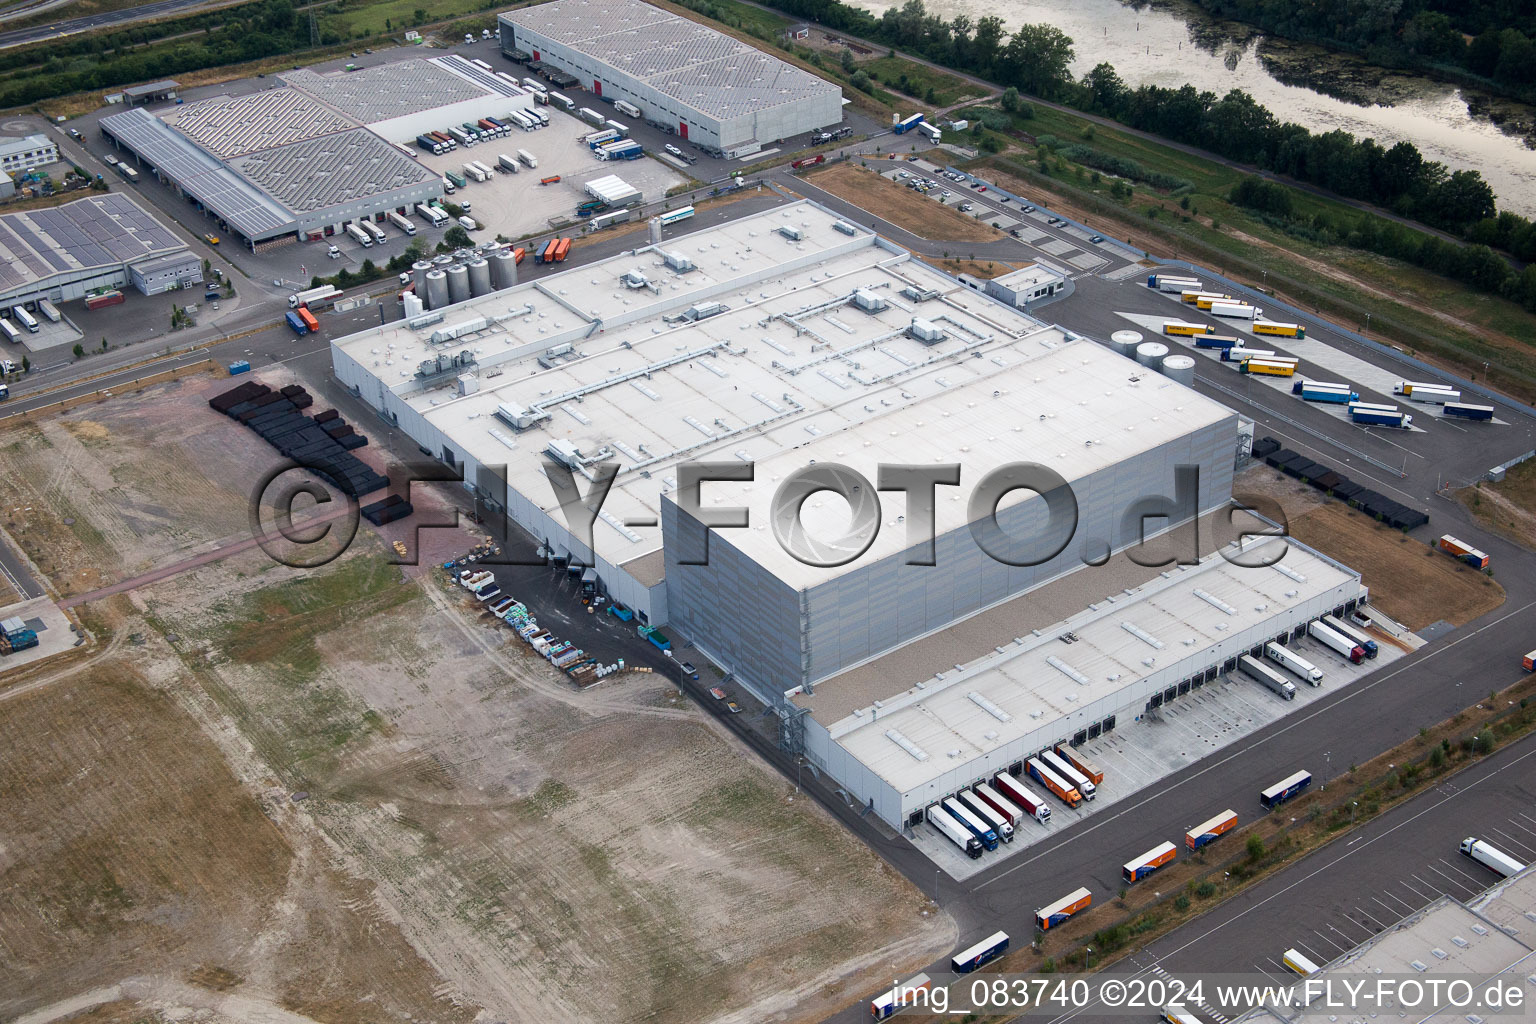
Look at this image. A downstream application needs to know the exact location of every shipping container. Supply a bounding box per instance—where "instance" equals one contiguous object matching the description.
[284,310,309,334]
[1260,769,1312,809]
[1122,841,1177,884]
[1264,642,1323,685]
[1148,274,1202,292]
[993,772,1051,824]
[870,975,932,1020]
[951,931,1008,972]
[552,237,571,262]
[927,804,981,859]
[295,307,319,332]
[227,359,251,375]
[1035,888,1091,931]
[1185,809,1237,849]
[1523,648,1535,672]
[84,290,124,310]
[1026,756,1082,808]
[1239,655,1297,700]
[1308,620,1364,663]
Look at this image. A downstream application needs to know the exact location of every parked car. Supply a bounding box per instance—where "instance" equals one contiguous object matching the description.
[1022,204,1036,212]
[202,233,219,245]
[665,144,683,157]
[1090,234,1105,243]
[67,128,81,139]
[1048,216,1064,225]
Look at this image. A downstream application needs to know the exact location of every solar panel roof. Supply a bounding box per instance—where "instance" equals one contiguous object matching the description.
[0,192,187,294]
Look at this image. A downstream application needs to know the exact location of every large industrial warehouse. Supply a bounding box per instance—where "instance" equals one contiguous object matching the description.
[330,199,1368,835]
[499,0,844,157]
[0,192,199,307]
[98,56,536,250]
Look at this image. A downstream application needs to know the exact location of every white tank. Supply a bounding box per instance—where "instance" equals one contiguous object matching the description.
[1161,354,1196,386]
[649,217,663,245]
[424,270,449,309]
[1110,329,1142,356]
[492,249,519,289]
[446,264,470,304]
[411,260,433,297]
[1135,341,1169,368]
[467,258,492,297]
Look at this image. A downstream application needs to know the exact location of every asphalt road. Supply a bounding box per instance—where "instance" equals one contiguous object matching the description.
[0,0,213,49]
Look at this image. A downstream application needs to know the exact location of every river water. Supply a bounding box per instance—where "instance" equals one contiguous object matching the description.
[852,0,1536,217]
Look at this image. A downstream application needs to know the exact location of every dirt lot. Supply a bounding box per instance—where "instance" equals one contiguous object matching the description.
[923,257,1017,279]
[807,161,1004,244]
[1236,467,1504,630]
[1459,458,1536,551]
[0,369,949,1024]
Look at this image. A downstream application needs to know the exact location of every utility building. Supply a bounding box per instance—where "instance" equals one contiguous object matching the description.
[500,0,843,157]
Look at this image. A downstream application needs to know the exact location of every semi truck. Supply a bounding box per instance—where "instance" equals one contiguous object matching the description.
[1040,749,1096,800]
[1460,837,1526,877]
[288,284,340,309]
[971,782,1023,827]
[1185,291,1230,304]
[1321,614,1378,658]
[1209,301,1259,319]
[11,306,38,333]
[1347,402,1412,428]
[1442,402,1494,421]
[446,170,467,189]
[1253,319,1305,338]
[417,203,449,227]
[1036,888,1092,931]
[1148,274,1202,292]
[1264,642,1323,685]
[1122,841,1177,883]
[363,220,386,243]
[1222,347,1274,362]
[0,319,22,344]
[386,210,416,235]
[1294,380,1359,404]
[517,148,537,168]
[1185,809,1237,849]
[1055,746,1104,786]
[917,122,942,142]
[943,796,999,850]
[417,133,448,154]
[1194,334,1240,351]
[993,772,1051,824]
[585,128,621,149]
[1163,320,1214,337]
[1239,654,1297,700]
[345,222,373,247]
[1027,756,1082,808]
[927,803,982,859]
[892,112,925,134]
[598,140,643,160]
[1439,535,1490,569]
[549,91,575,110]
[956,789,1014,843]
[498,153,521,173]
[1308,619,1364,663]
[1396,381,1461,404]
[1241,357,1299,378]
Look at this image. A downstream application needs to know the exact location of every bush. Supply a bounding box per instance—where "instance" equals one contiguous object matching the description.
[1246,834,1267,860]
[1195,881,1217,898]
[1173,894,1190,911]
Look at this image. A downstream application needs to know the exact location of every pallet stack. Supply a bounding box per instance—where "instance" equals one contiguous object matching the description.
[208,380,389,498]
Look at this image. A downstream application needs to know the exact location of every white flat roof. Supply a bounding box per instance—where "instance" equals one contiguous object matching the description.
[333,201,1232,586]
[818,538,1358,796]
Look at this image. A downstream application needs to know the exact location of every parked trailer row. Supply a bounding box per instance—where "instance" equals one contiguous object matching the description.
[1148,274,1202,292]
[1321,614,1377,658]
[1265,642,1323,685]
[993,771,1051,824]
[1347,401,1412,428]
[1036,888,1091,931]
[1122,841,1177,884]
[927,803,982,859]
[1186,809,1238,849]
[1040,748,1096,799]
[1239,654,1297,700]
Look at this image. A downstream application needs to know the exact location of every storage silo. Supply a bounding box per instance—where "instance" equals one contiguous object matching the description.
[1160,354,1196,386]
[433,254,453,269]
[411,260,433,297]
[1135,341,1169,369]
[649,217,662,245]
[467,258,492,297]
[1109,330,1142,357]
[424,270,449,310]
[492,249,519,290]
[446,264,470,304]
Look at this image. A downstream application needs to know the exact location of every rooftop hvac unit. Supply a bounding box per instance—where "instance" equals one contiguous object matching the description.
[901,285,939,302]
[853,289,888,313]
[908,317,946,344]
[622,270,650,289]
[832,220,857,236]
[495,402,551,431]
[688,301,724,321]
[778,225,803,241]
[662,250,695,272]
[456,373,479,396]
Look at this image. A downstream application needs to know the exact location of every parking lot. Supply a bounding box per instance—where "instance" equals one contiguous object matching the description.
[911,632,1415,881]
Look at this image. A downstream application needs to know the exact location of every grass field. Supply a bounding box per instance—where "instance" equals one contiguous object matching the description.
[862,56,987,107]
[808,161,1004,244]
[1460,458,1536,551]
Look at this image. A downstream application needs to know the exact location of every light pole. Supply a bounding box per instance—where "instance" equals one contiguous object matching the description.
[1364,313,1372,334]
[1324,750,1331,788]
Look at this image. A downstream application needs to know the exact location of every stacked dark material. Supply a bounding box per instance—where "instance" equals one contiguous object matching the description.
[208,380,388,498]
[1253,437,1428,530]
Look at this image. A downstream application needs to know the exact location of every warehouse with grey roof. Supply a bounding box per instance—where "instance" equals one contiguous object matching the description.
[99,56,536,250]
[500,0,844,157]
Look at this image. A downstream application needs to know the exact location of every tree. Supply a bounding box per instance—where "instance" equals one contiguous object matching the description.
[999,25,1074,98]
[1430,169,1497,229]
[839,47,856,72]
[443,225,472,249]
[1080,62,1127,116]
[851,69,872,92]
[1245,834,1267,860]
[73,343,84,358]
[20,355,29,372]
[1000,85,1021,112]
[971,15,1004,72]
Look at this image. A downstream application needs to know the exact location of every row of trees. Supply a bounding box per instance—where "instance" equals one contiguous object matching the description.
[763,0,1527,251]
[1186,0,1536,102]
